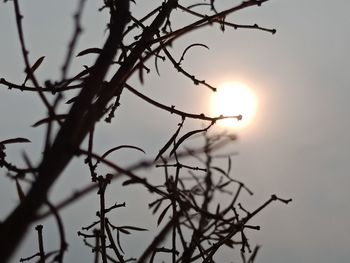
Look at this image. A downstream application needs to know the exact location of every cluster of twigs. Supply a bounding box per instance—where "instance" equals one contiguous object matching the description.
[0,0,290,262]
[18,133,291,263]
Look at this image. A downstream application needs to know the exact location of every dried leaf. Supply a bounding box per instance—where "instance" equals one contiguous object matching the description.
[32,114,67,127]
[15,178,25,202]
[148,197,166,211]
[66,96,78,104]
[118,228,131,235]
[153,49,165,76]
[101,145,145,159]
[122,178,140,186]
[217,181,231,189]
[169,128,206,156]
[157,203,171,226]
[157,247,174,253]
[119,226,148,232]
[154,123,182,162]
[152,200,163,214]
[248,246,261,263]
[139,63,144,84]
[116,230,124,254]
[62,67,90,87]
[0,137,31,145]
[216,204,220,215]
[212,166,227,176]
[179,43,209,64]
[23,56,45,85]
[76,48,102,57]
[227,156,232,175]
[224,238,235,248]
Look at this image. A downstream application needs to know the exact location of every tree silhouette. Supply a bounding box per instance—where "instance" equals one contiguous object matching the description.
[0,0,291,262]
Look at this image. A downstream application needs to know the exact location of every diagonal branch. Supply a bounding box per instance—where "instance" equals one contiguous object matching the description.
[125,83,242,122]
[0,2,131,261]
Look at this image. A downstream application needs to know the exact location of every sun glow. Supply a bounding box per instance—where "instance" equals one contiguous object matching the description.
[211,82,257,129]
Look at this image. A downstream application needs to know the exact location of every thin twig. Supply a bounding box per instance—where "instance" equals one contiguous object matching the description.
[13,0,59,124]
[125,83,242,122]
[61,0,87,80]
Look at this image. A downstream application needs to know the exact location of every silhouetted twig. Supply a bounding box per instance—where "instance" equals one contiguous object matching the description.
[0,1,290,262]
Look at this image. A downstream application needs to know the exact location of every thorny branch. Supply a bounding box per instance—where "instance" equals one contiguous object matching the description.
[0,0,291,262]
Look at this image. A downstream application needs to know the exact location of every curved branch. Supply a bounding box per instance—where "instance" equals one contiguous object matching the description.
[125,83,242,122]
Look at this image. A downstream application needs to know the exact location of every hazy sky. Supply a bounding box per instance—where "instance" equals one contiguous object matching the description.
[1,1,350,262]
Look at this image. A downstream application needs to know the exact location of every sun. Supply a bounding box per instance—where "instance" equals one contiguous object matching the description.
[211,82,257,129]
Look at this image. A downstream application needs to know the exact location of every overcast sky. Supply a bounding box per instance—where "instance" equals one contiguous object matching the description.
[1,1,350,262]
